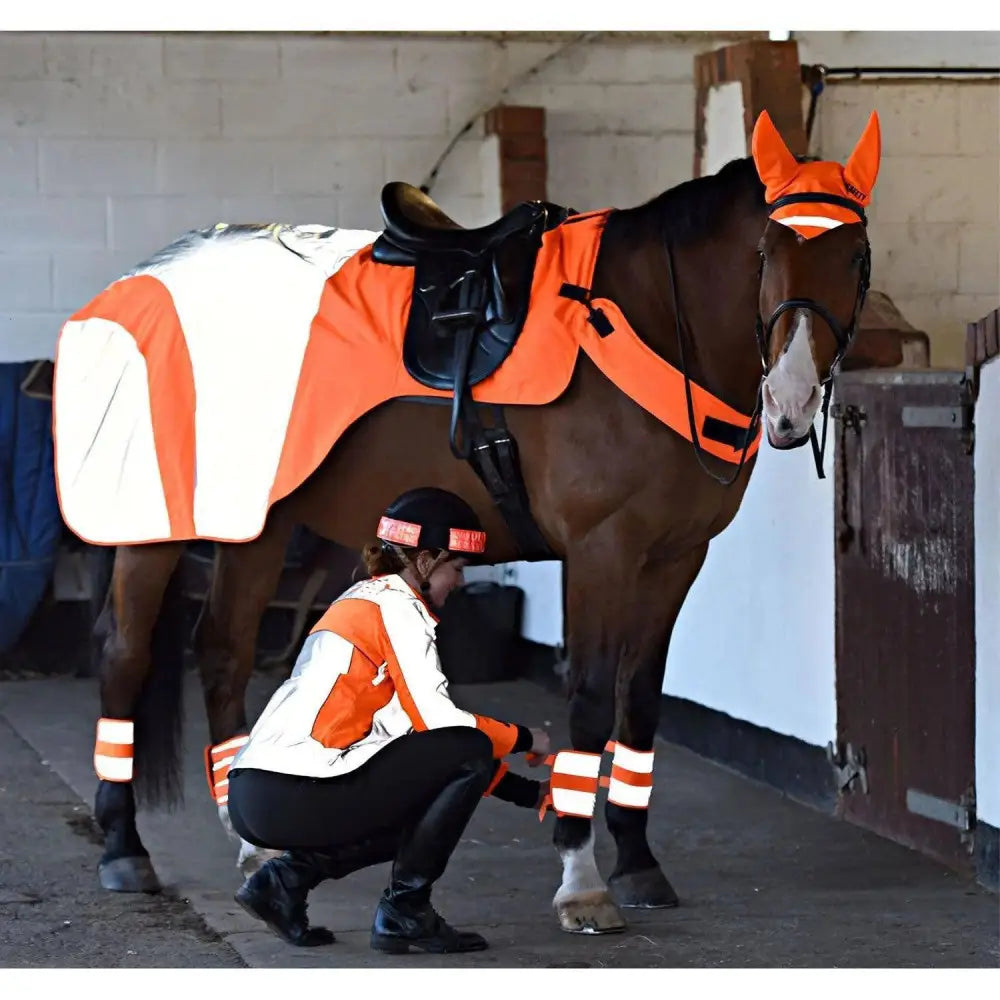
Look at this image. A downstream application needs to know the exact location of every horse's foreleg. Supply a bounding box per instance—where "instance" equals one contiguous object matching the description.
[95,542,185,893]
[551,553,627,934]
[193,514,293,877]
[605,543,709,909]
[553,692,625,934]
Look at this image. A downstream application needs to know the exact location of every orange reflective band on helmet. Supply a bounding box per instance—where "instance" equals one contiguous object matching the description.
[94,717,134,782]
[447,527,487,554]
[377,516,422,547]
[204,734,249,806]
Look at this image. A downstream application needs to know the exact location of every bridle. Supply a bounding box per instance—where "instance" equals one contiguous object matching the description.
[755,192,872,479]
[666,191,872,486]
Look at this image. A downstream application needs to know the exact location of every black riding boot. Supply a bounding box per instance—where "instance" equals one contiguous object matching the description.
[235,851,335,946]
[235,834,400,947]
[370,742,494,954]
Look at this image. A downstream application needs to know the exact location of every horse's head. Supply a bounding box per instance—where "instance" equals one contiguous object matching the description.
[751,109,881,450]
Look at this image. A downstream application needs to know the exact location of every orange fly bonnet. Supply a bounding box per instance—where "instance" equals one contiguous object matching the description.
[751,109,882,238]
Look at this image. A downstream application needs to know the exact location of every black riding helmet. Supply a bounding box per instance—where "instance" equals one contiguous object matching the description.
[376,487,487,561]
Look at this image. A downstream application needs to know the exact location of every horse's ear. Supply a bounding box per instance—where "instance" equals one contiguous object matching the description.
[751,110,799,200]
[843,111,882,204]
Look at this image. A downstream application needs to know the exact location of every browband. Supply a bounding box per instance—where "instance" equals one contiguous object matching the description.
[768,192,867,226]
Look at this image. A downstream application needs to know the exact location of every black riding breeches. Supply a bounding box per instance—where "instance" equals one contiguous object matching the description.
[227,727,500,852]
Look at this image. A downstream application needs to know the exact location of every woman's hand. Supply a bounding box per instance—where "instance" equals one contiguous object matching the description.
[527,726,551,764]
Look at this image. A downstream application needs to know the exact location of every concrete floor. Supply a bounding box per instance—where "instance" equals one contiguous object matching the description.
[0,671,997,968]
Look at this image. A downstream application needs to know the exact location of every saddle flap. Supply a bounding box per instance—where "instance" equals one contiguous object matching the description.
[401,238,541,392]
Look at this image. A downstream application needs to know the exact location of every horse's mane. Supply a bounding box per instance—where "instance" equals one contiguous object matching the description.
[607,156,768,248]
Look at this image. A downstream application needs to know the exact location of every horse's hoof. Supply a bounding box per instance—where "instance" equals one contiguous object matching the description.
[98,855,161,893]
[555,890,627,934]
[608,867,679,909]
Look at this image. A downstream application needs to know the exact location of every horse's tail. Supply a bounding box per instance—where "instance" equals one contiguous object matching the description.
[91,544,190,811]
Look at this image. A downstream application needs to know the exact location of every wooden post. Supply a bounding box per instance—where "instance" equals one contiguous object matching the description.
[693,40,806,178]
[484,105,548,211]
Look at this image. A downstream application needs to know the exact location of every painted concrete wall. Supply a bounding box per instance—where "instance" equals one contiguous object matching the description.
[0,30,751,362]
[797,31,1000,369]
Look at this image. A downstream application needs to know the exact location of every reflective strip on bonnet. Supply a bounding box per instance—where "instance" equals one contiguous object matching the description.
[773,215,843,230]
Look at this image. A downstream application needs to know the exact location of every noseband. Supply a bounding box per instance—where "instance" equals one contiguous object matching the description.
[664,191,871,486]
[754,193,872,479]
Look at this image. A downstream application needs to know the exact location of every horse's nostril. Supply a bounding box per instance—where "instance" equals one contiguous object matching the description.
[776,415,793,434]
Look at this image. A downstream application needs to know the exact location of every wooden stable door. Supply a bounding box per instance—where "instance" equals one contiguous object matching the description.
[833,369,976,871]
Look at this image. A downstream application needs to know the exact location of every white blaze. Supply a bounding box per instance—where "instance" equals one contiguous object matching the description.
[762,310,821,437]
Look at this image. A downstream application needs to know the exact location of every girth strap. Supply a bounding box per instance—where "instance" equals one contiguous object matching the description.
[462,402,555,561]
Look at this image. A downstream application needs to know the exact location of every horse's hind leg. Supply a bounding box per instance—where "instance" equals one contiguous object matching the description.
[193,511,293,876]
[95,542,185,893]
[605,543,709,910]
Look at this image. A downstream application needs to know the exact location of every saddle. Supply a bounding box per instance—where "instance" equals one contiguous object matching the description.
[373,182,572,404]
[372,182,575,558]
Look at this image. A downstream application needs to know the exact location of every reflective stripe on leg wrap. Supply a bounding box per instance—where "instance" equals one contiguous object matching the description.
[204,734,249,805]
[94,717,134,782]
[606,741,654,809]
[549,750,602,818]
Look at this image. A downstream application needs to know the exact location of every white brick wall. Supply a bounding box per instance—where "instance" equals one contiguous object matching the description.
[3,30,757,361]
[813,76,999,368]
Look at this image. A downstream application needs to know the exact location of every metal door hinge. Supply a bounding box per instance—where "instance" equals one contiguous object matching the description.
[900,405,971,429]
[827,741,869,795]
[906,787,976,849]
[900,388,975,454]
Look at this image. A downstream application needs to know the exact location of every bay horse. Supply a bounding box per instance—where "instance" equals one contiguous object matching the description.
[74,110,882,934]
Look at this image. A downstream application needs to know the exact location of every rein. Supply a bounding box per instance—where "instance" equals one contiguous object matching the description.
[663,238,762,487]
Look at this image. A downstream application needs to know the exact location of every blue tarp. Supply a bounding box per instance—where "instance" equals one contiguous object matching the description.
[0,362,62,654]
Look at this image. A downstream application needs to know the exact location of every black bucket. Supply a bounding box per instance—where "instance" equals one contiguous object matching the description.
[436,582,524,684]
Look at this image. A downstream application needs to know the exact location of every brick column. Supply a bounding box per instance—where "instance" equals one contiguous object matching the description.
[693,40,805,177]
[484,105,548,211]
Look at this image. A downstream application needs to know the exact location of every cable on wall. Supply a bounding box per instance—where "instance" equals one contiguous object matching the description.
[419,32,603,196]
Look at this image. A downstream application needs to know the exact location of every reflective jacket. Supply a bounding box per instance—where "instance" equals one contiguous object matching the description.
[231,573,524,780]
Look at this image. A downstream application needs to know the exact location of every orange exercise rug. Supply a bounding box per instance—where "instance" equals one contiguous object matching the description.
[53,212,759,546]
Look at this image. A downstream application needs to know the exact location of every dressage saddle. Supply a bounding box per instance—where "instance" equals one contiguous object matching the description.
[372,181,572,413]
[376,181,557,256]
[371,181,574,560]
